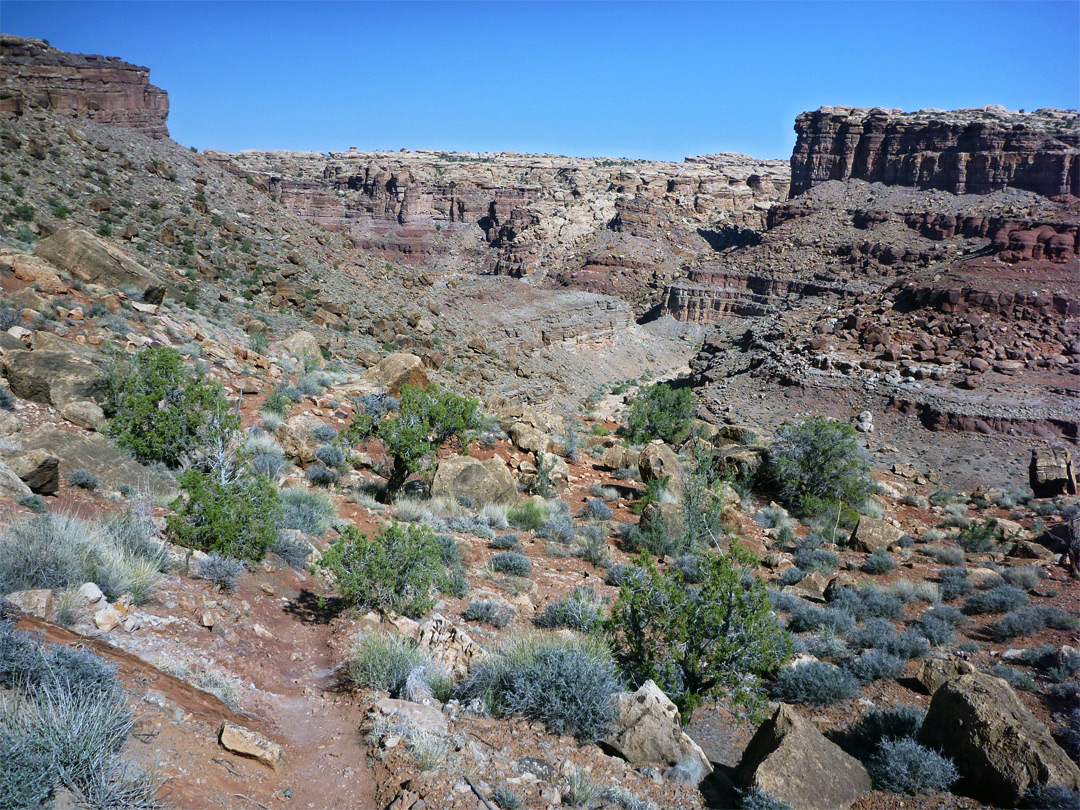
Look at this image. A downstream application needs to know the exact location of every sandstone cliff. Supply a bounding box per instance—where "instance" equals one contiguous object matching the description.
[0,34,169,138]
[790,106,1079,198]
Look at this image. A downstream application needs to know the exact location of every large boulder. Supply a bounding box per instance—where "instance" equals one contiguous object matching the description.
[34,227,166,301]
[60,400,106,431]
[603,680,711,779]
[274,421,316,467]
[918,672,1080,805]
[1029,447,1076,498]
[848,517,904,553]
[279,330,323,367]
[15,428,173,499]
[431,454,517,506]
[1,337,105,408]
[638,441,683,497]
[6,449,59,494]
[913,658,977,695]
[737,703,871,810]
[362,352,428,396]
[0,460,33,498]
[509,421,554,455]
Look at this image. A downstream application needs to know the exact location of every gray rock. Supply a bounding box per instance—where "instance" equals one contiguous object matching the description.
[604,680,712,779]
[431,454,517,506]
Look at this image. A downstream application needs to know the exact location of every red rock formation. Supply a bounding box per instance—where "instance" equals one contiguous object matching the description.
[0,35,169,138]
[790,106,1079,198]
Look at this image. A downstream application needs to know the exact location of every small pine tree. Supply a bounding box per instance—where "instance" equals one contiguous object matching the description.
[625,383,694,445]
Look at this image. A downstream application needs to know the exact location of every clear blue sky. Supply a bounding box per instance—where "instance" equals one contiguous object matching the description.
[3,1,1078,160]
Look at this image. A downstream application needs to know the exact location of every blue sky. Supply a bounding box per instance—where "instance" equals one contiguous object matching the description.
[3,1,1077,160]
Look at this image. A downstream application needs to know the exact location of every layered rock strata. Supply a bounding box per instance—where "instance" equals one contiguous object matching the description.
[790,106,1079,198]
[0,35,169,138]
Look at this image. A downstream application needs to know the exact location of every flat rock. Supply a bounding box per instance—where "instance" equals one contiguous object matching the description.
[219,721,284,769]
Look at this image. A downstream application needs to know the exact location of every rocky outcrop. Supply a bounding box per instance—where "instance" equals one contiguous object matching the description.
[1029,447,1077,497]
[1,336,105,408]
[919,672,1080,805]
[0,35,169,138]
[34,227,167,300]
[790,106,1079,198]
[737,703,871,810]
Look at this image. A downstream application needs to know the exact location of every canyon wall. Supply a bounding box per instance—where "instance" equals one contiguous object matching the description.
[0,35,169,139]
[789,106,1079,198]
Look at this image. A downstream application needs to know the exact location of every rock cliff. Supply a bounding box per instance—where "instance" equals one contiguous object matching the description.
[0,35,169,138]
[790,106,1079,198]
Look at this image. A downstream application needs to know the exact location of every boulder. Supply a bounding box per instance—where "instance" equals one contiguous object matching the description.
[1007,540,1054,561]
[218,722,284,769]
[274,421,316,467]
[913,658,977,694]
[0,409,20,436]
[5,589,53,618]
[918,672,1080,804]
[34,227,166,300]
[603,680,711,778]
[416,614,488,679]
[1029,447,1076,497]
[15,428,173,499]
[431,455,517,506]
[638,441,683,496]
[7,449,59,494]
[279,330,323,367]
[639,501,685,540]
[0,460,32,498]
[848,517,904,553]
[718,446,765,479]
[362,352,428,396]
[509,421,554,455]
[371,698,448,734]
[737,703,871,810]
[1,340,105,408]
[60,400,106,431]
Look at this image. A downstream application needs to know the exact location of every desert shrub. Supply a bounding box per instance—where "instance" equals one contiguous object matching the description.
[884,630,930,660]
[580,498,613,522]
[279,487,335,536]
[786,603,856,636]
[913,615,955,647]
[535,587,604,633]
[538,516,576,545]
[924,545,965,566]
[850,706,925,748]
[563,766,600,807]
[795,632,847,660]
[939,567,974,601]
[771,661,861,706]
[168,469,281,561]
[464,599,514,629]
[624,383,693,445]
[319,523,442,618]
[1002,566,1043,590]
[490,533,520,551]
[348,384,482,498]
[989,606,1077,641]
[958,519,1000,552]
[609,550,792,718]
[244,432,287,479]
[457,634,621,742]
[311,423,338,443]
[623,516,680,557]
[437,564,470,599]
[1022,785,1080,810]
[104,346,232,467]
[845,650,905,682]
[478,503,510,530]
[0,511,166,603]
[740,788,795,810]
[795,547,840,575]
[508,499,546,531]
[963,584,1029,615]
[305,463,339,487]
[490,786,523,810]
[269,532,312,569]
[869,737,959,795]
[1022,645,1080,682]
[890,579,940,604]
[603,564,641,587]
[490,552,532,578]
[846,617,896,650]
[990,663,1036,691]
[778,567,806,586]
[754,504,791,529]
[194,553,244,590]
[766,416,872,519]
[861,549,897,575]
[921,604,969,628]
[67,468,100,491]
[315,443,346,471]
[347,632,437,697]
[18,494,46,513]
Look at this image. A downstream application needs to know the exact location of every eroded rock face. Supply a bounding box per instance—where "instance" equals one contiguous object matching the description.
[0,35,169,138]
[34,228,166,299]
[1029,446,1077,497]
[603,680,711,778]
[918,672,1080,805]
[736,703,871,810]
[790,106,1079,198]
